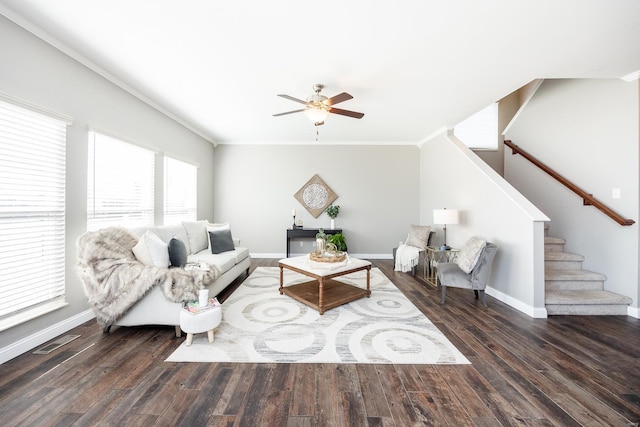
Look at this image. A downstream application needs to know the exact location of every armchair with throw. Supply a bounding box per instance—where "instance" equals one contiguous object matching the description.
[437,236,497,307]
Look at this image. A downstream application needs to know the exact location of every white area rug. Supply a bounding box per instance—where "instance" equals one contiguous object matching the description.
[166,267,470,364]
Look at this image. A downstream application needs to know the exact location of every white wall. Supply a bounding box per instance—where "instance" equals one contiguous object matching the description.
[212,144,420,258]
[504,79,639,313]
[419,132,549,317]
[0,16,215,360]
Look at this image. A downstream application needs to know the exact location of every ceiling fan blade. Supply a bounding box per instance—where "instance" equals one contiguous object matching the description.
[324,92,353,106]
[273,109,305,117]
[328,107,364,119]
[277,94,308,105]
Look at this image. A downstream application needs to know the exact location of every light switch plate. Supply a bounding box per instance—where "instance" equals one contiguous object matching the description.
[612,188,621,199]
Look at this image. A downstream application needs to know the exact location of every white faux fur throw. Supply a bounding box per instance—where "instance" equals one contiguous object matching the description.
[76,227,220,328]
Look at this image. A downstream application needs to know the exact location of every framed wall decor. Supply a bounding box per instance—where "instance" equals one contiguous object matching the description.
[294,174,338,218]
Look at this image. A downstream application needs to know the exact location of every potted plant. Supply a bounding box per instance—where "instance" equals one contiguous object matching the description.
[327,232,347,252]
[326,204,340,229]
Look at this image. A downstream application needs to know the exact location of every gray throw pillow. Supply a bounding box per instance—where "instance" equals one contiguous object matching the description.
[168,237,188,267]
[209,229,235,254]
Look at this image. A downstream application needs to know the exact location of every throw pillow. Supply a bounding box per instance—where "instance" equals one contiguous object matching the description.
[168,237,188,267]
[405,224,431,249]
[132,231,170,267]
[456,236,487,274]
[182,220,209,254]
[209,229,235,254]
[207,222,230,250]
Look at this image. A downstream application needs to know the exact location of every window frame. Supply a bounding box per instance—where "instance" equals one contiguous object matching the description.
[87,129,156,231]
[453,102,499,150]
[164,156,198,225]
[0,95,71,331]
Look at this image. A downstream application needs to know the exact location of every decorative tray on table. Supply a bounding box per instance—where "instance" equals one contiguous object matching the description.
[309,251,346,263]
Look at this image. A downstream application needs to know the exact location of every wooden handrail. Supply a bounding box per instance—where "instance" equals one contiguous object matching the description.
[504,140,635,226]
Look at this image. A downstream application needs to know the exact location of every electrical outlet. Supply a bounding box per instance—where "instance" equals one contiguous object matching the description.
[612,188,621,199]
[301,241,304,247]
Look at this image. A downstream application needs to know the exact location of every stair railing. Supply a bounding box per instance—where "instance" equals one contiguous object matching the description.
[504,140,635,226]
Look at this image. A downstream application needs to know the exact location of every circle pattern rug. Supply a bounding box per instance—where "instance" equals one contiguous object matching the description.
[166,267,470,364]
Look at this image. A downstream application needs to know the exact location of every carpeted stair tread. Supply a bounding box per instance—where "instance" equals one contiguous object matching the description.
[546,290,632,315]
[544,236,565,245]
[545,269,607,281]
[545,252,584,262]
[546,290,632,305]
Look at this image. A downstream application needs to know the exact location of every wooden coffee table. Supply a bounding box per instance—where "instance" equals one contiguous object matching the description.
[278,255,371,315]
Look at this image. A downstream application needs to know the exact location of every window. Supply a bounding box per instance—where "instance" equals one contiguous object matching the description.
[164,156,197,224]
[0,98,69,330]
[87,131,155,230]
[454,102,498,149]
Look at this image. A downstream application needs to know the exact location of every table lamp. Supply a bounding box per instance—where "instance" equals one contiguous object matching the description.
[433,208,459,249]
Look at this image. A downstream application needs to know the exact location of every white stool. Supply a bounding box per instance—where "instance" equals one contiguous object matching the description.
[179,305,222,346]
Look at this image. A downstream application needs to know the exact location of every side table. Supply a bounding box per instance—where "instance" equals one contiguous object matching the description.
[424,246,459,288]
[179,305,222,346]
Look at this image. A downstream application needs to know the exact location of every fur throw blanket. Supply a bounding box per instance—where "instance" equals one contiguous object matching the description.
[76,227,220,328]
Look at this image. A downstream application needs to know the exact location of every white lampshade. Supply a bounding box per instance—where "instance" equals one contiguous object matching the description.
[433,209,459,225]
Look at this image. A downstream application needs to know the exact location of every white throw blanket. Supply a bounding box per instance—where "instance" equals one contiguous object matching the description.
[395,244,420,272]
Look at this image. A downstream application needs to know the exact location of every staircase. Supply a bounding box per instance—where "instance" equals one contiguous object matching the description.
[544,226,632,315]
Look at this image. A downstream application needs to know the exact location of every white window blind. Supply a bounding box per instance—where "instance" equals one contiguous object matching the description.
[164,156,197,224]
[87,131,155,230]
[0,99,67,329]
[454,102,499,149]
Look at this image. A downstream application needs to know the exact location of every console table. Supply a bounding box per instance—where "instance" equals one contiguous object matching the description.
[286,228,342,257]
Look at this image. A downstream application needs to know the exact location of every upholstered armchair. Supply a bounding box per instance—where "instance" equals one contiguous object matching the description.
[393,225,435,275]
[437,240,497,307]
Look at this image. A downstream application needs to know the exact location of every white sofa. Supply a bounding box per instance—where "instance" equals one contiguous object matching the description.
[111,221,250,333]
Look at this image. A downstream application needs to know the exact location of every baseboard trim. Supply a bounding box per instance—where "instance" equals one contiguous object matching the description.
[628,305,640,319]
[0,309,95,365]
[486,287,548,318]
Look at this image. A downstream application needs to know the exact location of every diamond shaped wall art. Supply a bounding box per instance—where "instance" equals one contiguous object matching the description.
[294,174,338,218]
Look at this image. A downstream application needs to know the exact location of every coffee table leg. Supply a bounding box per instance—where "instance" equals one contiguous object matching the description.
[366,266,371,297]
[279,265,284,295]
[319,277,324,315]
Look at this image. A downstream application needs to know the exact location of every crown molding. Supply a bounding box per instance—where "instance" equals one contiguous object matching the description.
[621,70,640,82]
[0,6,217,144]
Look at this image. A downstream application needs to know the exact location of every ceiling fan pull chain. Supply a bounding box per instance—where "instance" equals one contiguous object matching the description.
[316,127,319,142]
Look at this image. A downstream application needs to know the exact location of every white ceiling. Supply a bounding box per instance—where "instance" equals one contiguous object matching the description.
[1,0,639,145]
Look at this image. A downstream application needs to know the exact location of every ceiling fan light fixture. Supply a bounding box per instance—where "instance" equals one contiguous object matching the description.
[304,106,329,125]
[274,83,363,126]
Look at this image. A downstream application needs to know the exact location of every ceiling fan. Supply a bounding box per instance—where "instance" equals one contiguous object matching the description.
[273,84,364,126]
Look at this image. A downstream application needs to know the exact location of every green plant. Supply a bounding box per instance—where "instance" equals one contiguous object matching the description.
[326,204,340,219]
[327,232,347,252]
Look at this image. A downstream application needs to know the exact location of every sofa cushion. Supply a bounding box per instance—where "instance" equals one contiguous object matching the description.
[456,235,487,274]
[182,220,209,254]
[234,246,250,264]
[168,237,188,267]
[129,226,155,238]
[155,224,191,254]
[187,250,236,274]
[132,230,170,267]
[209,229,235,254]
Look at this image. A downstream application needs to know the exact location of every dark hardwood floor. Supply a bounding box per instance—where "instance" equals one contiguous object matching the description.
[1,258,638,426]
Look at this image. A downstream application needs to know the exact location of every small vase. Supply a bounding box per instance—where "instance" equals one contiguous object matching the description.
[330,218,335,230]
[315,228,326,255]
